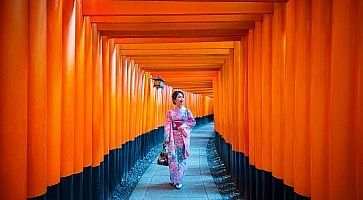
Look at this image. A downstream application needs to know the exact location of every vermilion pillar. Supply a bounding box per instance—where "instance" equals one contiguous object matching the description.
[310,0,331,199]
[102,36,110,155]
[330,0,360,199]
[0,1,28,199]
[253,21,262,170]
[283,0,296,187]
[294,0,311,196]
[271,3,285,180]
[74,0,85,174]
[28,0,48,197]
[61,0,75,177]
[84,16,93,168]
[261,14,272,172]
[47,0,62,188]
[92,23,102,167]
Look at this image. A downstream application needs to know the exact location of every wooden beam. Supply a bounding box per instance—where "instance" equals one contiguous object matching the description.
[140,63,222,67]
[118,42,234,50]
[175,91,213,94]
[183,93,213,96]
[90,14,263,23]
[123,0,285,1]
[133,59,225,64]
[173,86,211,88]
[153,76,217,80]
[161,76,214,81]
[170,85,213,89]
[164,82,214,86]
[151,71,218,76]
[129,55,228,60]
[119,49,230,55]
[168,82,213,87]
[144,66,220,70]
[186,90,213,93]
[158,75,217,79]
[96,21,254,31]
[172,88,213,91]
[143,67,220,72]
[191,93,213,95]
[165,80,213,84]
[83,1,274,16]
[143,66,220,70]
[100,29,249,37]
[178,89,213,95]
[113,37,242,43]
[172,90,213,94]
[181,88,214,91]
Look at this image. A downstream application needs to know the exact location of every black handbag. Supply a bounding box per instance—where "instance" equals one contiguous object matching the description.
[157,145,168,166]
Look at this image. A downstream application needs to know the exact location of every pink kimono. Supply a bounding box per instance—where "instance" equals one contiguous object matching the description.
[164,106,196,185]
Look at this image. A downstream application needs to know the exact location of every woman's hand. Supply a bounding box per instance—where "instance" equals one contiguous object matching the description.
[178,124,188,131]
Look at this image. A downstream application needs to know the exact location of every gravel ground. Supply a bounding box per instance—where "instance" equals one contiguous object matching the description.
[108,146,162,200]
[206,133,241,200]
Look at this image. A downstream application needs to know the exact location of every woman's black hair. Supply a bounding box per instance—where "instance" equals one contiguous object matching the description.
[172,91,184,105]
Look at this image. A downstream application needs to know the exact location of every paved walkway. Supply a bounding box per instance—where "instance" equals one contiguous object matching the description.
[129,123,222,200]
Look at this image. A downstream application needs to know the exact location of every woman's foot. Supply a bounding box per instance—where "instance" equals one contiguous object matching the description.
[175,183,182,189]
[169,181,175,186]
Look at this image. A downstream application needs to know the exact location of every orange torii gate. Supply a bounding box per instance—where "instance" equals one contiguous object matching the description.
[0,0,362,200]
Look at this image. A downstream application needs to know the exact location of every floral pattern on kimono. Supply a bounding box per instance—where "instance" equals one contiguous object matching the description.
[164,106,196,184]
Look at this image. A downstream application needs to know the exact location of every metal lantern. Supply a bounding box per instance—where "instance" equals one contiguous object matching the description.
[151,76,164,89]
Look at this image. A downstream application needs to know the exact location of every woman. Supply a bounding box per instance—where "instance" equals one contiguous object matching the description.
[163,91,196,189]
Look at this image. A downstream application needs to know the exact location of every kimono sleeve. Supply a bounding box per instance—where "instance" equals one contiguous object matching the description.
[186,109,196,128]
[164,110,172,143]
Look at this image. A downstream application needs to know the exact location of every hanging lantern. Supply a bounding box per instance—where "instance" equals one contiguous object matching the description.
[151,76,164,89]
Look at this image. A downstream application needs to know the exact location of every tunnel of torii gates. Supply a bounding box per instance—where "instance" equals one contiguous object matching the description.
[0,0,362,199]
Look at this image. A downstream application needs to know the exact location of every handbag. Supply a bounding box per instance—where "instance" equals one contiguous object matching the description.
[157,145,168,166]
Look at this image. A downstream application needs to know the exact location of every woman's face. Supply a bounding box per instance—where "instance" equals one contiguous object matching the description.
[175,93,184,106]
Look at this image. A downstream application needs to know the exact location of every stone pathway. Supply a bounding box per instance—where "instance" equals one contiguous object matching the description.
[129,123,222,200]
